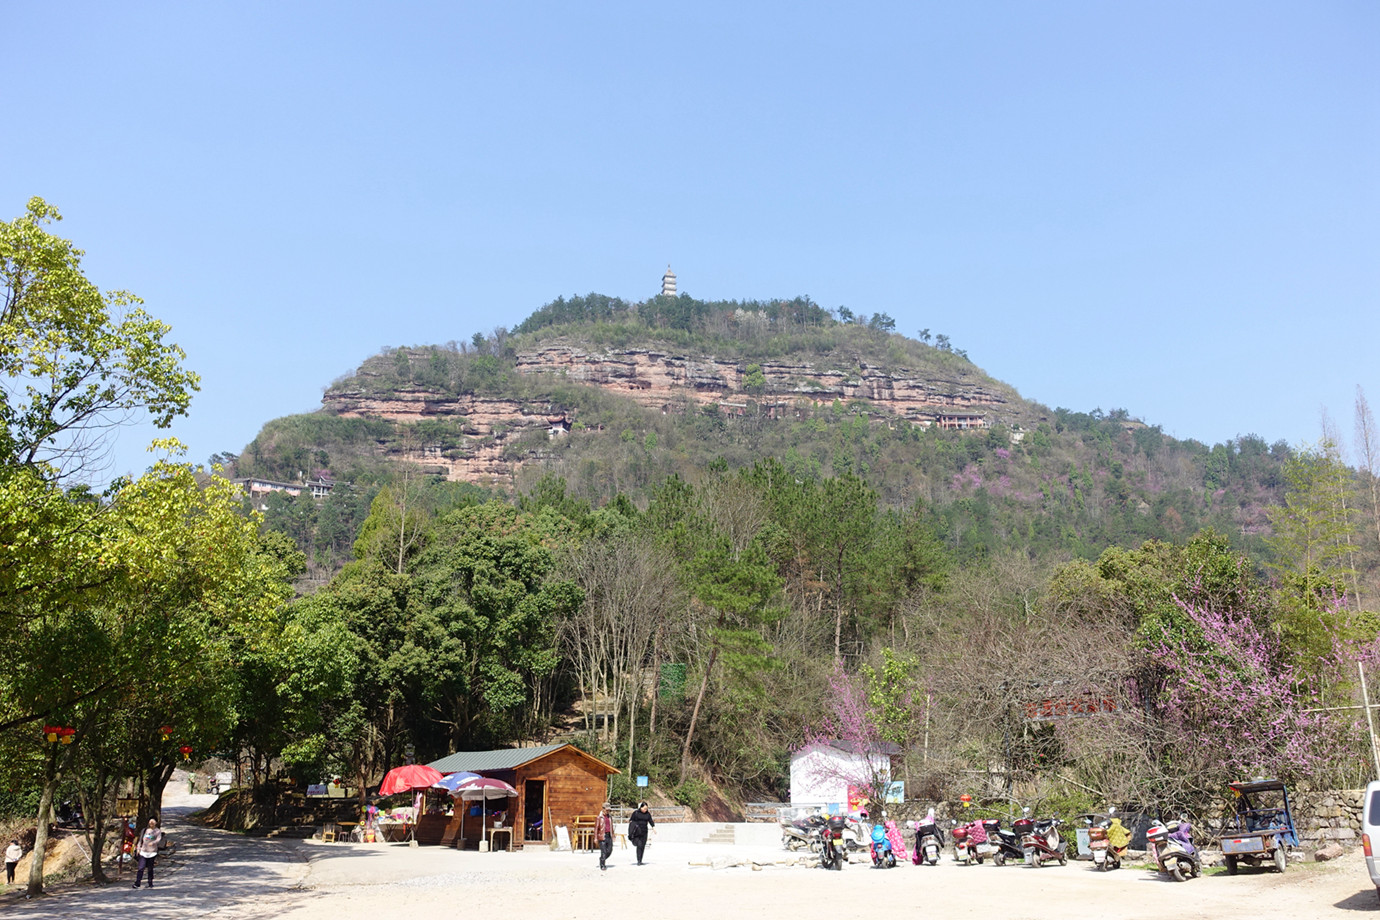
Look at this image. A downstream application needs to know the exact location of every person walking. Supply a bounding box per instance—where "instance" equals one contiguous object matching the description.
[596,803,614,871]
[627,801,655,865]
[132,818,164,888]
[4,839,21,884]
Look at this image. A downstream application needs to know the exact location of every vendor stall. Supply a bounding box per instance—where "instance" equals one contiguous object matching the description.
[428,743,620,849]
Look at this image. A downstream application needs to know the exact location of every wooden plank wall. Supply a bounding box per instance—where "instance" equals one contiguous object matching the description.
[516,749,610,844]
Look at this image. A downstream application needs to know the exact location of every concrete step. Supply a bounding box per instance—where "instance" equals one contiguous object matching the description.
[700,825,736,845]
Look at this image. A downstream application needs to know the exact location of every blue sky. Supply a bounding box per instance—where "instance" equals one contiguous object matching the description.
[4,2,1377,483]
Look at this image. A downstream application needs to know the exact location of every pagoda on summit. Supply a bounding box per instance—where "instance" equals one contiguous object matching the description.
[661,265,677,298]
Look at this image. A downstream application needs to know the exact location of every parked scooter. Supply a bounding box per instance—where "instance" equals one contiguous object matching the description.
[781,813,824,853]
[1087,814,1131,871]
[1147,819,1200,882]
[819,815,849,870]
[911,820,943,866]
[869,822,897,868]
[952,819,990,864]
[982,818,1025,866]
[951,820,973,865]
[1014,808,1067,867]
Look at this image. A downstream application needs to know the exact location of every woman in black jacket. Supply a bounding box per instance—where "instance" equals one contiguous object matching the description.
[627,802,656,865]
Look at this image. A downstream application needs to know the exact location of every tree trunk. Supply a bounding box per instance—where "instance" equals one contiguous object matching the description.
[80,764,115,883]
[145,761,176,826]
[679,646,719,784]
[27,745,63,897]
[626,668,639,777]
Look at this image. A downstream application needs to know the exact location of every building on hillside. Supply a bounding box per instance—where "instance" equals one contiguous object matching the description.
[232,475,337,504]
[661,265,677,298]
[548,415,571,436]
[935,410,989,431]
[425,743,619,849]
[789,739,902,809]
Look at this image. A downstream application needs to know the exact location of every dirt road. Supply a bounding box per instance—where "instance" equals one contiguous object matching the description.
[4,793,1375,920]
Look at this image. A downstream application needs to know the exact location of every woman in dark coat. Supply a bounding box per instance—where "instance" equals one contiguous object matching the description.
[627,801,656,865]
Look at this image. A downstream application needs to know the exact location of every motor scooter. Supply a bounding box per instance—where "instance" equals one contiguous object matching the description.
[1014,807,1067,867]
[781,813,824,853]
[981,818,1025,866]
[1147,819,1199,882]
[912,820,943,866]
[1086,814,1130,871]
[952,819,990,865]
[951,820,973,865]
[869,823,897,868]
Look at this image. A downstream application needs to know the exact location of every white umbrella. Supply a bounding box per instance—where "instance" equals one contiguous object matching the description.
[452,777,519,848]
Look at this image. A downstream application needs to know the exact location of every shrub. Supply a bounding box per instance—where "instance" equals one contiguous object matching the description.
[672,778,710,810]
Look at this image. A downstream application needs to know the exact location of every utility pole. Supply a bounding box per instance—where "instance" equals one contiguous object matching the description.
[1360,661,1380,782]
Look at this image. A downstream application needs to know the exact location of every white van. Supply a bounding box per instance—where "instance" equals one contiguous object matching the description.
[1364,780,1380,903]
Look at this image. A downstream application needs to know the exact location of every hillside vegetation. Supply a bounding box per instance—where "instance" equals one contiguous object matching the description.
[235,291,1294,576]
[207,290,1380,820]
[17,201,1379,884]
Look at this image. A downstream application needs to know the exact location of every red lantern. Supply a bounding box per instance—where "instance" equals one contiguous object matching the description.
[178,745,193,761]
[59,727,76,745]
[159,725,174,741]
[43,726,60,743]
[960,793,973,808]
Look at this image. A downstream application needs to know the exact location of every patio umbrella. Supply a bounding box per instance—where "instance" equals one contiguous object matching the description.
[379,764,444,796]
[432,771,481,845]
[431,771,482,794]
[453,777,519,848]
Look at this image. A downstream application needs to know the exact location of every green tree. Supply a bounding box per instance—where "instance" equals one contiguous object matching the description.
[1267,440,1359,660]
[12,455,288,894]
[0,198,198,477]
[680,534,784,782]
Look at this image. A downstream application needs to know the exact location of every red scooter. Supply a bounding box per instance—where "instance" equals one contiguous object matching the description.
[1014,807,1067,867]
[952,819,990,865]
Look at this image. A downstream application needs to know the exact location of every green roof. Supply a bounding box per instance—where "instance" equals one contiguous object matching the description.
[427,743,618,775]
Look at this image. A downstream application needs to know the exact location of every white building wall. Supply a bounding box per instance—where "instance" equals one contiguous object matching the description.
[788,744,890,807]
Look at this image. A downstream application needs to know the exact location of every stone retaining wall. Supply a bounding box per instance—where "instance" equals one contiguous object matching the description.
[1289,788,1365,846]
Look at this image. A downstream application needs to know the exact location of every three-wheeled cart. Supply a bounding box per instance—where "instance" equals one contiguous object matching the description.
[1217,779,1298,874]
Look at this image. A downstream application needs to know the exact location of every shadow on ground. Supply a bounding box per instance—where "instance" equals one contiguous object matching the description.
[0,805,317,918]
[1336,887,1380,911]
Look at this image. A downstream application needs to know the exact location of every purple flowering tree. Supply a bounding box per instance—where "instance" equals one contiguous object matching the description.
[797,660,897,811]
[1142,594,1344,795]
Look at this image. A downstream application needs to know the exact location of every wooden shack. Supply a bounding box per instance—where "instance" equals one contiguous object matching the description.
[426,743,619,849]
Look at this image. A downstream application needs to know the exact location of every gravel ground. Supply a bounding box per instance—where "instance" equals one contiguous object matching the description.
[3,787,1376,920]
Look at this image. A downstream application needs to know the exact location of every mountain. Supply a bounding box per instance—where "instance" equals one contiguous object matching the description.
[230,292,1287,570]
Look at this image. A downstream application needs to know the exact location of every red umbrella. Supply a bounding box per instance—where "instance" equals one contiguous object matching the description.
[379,764,444,796]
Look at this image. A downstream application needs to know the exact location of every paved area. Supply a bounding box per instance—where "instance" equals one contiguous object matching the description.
[3,792,1376,919]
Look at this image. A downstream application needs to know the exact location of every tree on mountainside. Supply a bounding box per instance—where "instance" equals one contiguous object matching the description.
[1267,440,1360,664]
[1356,387,1380,570]
[559,533,683,769]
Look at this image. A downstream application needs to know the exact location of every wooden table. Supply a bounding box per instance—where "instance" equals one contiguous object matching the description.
[487,827,513,851]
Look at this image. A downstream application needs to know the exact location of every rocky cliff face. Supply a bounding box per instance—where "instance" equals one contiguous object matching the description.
[514,346,1009,419]
[322,346,1013,484]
